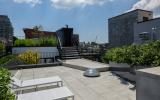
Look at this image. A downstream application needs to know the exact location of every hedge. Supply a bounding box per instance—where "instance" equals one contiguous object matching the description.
[104,40,160,67]
[14,37,58,47]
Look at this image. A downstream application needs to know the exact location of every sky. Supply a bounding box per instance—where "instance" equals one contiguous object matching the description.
[0,0,160,43]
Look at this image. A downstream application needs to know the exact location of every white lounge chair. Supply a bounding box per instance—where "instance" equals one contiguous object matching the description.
[12,76,63,92]
[17,86,74,100]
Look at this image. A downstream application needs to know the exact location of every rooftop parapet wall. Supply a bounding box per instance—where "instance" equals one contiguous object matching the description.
[136,67,160,100]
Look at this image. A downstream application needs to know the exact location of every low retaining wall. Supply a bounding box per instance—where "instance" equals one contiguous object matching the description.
[12,47,59,63]
[12,47,59,58]
[109,61,130,68]
[7,62,62,70]
[109,61,131,71]
[136,67,160,100]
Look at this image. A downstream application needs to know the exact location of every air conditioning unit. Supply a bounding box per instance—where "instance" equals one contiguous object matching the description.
[139,32,150,40]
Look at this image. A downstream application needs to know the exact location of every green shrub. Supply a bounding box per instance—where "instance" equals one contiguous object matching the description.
[0,67,15,100]
[14,37,58,47]
[125,45,141,66]
[18,51,40,64]
[0,55,17,66]
[138,41,160,66]
[104,40,160,67]
[105,46,141,66]
[105,46,132,63]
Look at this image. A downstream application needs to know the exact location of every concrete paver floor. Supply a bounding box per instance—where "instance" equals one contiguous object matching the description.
[13,66,136,100]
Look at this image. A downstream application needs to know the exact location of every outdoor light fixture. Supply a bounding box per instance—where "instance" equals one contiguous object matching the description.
[83,68,100,77]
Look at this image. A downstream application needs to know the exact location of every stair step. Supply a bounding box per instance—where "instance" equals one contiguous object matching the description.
[62,50,78,52]
[60,47,80,60]
[62,53,80,56]
[62,50,79,52]
[62,55,80,57]
[62,47,77,50]
[61,56,80,59]
[62,52,79,55]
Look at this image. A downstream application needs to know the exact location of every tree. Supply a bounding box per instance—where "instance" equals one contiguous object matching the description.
[33,25,43,31]
[32,25,44,37]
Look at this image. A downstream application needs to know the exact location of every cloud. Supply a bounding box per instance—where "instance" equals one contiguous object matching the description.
[13,0,42,7]
[130,0,160,17]
[50,0,114,9]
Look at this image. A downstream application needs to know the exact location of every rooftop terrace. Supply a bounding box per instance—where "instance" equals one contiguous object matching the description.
[11,66,136,100]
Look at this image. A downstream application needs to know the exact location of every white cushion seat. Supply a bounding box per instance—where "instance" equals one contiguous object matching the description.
[12,76,63,91]
[17,87,74,100]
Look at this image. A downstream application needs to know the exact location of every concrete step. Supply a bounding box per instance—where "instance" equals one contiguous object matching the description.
[62,47,77,49]
[61,52,79,54]
[61,56,80,59]
[61,47,80,60]
[61,54,80,57]
[62,50,79,52]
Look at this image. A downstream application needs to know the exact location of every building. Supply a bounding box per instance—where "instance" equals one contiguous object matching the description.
[0,15,13,46]
[108,9,153,48]
[23,28,56,39]
[72,34,79,46]
[24,25,79,47]
[134,17,160,44]
[56,25,79,47]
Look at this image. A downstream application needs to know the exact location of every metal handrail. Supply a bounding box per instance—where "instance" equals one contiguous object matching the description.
[57,36,62,50]
[56,35,62,59]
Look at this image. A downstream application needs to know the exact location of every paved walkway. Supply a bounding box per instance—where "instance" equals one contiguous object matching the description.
[13,66,136,100]
[62,59,109,72]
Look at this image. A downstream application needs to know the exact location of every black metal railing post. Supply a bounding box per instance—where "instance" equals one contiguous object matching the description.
[56,36,62,59]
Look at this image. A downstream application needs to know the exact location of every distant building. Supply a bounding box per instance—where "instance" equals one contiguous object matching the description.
[23,28,56,39]
[0,15,13,46]
[72,34,79,46]
[108,9,153,48]
[134,17,160,44]
[23,25,79,47]
[56,25,79,47]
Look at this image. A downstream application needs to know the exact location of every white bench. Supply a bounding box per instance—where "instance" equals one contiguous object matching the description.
[17,86,74,100]
[12,76,63,93]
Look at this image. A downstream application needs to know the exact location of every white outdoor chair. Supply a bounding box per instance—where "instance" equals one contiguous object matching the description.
[11,76,63,93]
[17,86,74,100]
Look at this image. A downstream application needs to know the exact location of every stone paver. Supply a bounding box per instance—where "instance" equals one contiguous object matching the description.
[63,58,109,71]
[13,66,136,100]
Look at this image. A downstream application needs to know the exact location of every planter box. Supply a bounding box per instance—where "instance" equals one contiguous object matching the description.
[12,47,59,58]
[109,61,130,68]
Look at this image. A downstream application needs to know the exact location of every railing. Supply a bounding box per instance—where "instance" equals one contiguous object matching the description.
[72,37,79,47]
[38,52,59,63]
[56,35,62,59]
[78,47,102,61]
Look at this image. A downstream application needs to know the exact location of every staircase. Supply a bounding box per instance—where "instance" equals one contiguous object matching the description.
[60,47,81,60]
